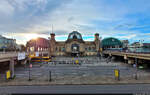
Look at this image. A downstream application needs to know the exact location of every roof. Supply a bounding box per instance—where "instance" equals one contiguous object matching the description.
[66,31,84,43]
[101,37,123,47]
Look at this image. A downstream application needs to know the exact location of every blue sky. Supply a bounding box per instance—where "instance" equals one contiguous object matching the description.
[0,0,150,45]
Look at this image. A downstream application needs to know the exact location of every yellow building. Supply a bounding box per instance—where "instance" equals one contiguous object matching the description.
[49,31,101,57]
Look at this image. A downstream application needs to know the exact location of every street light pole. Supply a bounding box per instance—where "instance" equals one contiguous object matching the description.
[28,59,32,81]
[28,50,32,81]
[135,58,138,80]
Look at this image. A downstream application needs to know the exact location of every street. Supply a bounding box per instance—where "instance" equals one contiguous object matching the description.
[0,84,150,94]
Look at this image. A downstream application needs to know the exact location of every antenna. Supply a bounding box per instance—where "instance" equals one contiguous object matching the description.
[73,25,78,31]
[52,24,53,33]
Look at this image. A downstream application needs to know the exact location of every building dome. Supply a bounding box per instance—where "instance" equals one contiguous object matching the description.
[68,31,82,40]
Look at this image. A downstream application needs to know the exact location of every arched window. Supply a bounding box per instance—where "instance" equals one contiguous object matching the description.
[56,47,58,51]
[68,31,82,40]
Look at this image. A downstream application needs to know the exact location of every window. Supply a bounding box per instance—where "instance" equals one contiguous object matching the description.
[85,48,87,51]
[59,47,61,52]
[89,47,91,51]
[92,47,95,51]
[62,47,65,51]
[56,47,58,51]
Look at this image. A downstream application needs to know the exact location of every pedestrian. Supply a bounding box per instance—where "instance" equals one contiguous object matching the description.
[133,64,136,68]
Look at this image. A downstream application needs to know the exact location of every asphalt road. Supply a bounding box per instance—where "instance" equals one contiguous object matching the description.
[0,84,150,94]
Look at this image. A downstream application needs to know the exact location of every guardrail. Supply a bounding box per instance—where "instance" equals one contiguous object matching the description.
[103,50,150,54]
[0,51,49,59]
[103,50,150,60]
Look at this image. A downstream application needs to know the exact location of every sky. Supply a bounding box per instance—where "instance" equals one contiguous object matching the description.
[0,0,150,45]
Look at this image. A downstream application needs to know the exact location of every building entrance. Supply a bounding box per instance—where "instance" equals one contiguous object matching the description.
[71,44,80,57]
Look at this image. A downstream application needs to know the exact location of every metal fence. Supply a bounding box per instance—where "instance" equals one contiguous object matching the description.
[1,58,150,85]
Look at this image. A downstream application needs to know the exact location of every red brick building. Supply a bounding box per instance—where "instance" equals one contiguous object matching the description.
[26,37,49,52]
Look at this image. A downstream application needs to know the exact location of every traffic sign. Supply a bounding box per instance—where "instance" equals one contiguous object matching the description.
[29,64,32,68]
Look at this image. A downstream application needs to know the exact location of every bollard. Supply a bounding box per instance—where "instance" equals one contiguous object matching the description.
[114,69,120,81]
[49,71,52,82]
[134,73,138,80]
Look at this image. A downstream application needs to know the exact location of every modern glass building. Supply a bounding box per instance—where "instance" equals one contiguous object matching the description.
[0,35,17,51]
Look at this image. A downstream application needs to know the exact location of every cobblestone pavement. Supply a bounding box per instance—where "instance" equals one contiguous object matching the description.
[0,56,150,85]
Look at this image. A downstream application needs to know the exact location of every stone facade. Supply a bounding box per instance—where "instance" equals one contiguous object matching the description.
[49,31,100,56]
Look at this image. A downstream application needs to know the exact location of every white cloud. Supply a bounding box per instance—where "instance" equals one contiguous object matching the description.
[0,0,150,44]
[0,0,14,16]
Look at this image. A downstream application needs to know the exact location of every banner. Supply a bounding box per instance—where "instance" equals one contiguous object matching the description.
[18,52,26,60]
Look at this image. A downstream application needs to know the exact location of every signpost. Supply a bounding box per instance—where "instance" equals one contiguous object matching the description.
[30,64,32,68]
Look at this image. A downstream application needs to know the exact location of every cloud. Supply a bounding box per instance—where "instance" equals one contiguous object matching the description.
[0,0,14,20]
[0,0,150,44]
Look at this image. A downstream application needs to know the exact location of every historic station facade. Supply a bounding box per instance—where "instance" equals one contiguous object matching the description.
[49,31,101,56]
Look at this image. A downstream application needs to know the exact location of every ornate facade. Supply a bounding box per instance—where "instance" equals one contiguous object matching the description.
[49,31,100,56]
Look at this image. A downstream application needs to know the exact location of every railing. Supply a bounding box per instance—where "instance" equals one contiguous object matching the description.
[0,52,18,59]
[103,50,150,54]
[0,51,49,59]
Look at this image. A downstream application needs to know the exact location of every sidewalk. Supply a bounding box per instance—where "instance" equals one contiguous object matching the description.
[1,75,150,86]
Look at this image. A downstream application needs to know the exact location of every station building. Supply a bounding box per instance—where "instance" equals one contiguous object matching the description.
[101,37,123,50]
[49,31,101,56]
[26,37,49,52]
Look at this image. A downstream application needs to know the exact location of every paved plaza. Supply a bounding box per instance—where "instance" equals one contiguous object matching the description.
[0,56,150,85]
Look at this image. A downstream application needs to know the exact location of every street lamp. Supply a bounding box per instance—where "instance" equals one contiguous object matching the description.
[139,40,144,47]
[28,49,32,81]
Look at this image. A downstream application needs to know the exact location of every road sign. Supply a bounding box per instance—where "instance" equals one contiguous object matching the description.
[6,70,11,80]
[29,64,32,68]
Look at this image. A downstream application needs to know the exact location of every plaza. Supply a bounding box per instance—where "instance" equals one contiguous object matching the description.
[1,56,150,86]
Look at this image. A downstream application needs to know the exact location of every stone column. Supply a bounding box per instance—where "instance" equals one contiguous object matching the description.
[9,58,15,78]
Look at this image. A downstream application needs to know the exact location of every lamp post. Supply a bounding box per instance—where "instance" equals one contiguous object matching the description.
[135,58,138,80]
[28,58,32,81]
[139,40,144,47]
[28,49,32,81]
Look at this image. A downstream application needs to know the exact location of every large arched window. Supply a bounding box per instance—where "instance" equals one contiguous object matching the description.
[68,31,82,40]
